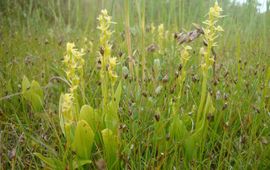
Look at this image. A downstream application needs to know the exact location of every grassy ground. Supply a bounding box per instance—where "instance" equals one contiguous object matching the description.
[0,0,270,169]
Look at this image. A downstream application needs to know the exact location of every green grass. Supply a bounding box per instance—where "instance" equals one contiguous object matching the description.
[0,0,270,169]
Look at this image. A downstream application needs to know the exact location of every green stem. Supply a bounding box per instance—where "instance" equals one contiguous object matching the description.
[124,0,134,79]
[176,69,186,110]
[141,0,146,83]
[196,72,208,126]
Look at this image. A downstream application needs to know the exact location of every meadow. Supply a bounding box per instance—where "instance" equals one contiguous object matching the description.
[0,0,270,169]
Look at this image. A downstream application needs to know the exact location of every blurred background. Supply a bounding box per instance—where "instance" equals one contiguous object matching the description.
[0,1,269,169]
[0,0,269,35]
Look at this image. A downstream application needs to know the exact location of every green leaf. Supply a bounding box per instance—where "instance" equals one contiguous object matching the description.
[22,75,31,93]
[79,105,99,132]
[101,128,118,169]
[114,81,122,109]
[6,79,13,93]
[194,93,212,137]
[184,135,196,161]
[34,153,64,170]
[21,76,44,112]
[58,94,65,136]
[31,80,43,98]
[169,114,188,141]
[73,159,92,169]
[29,93,43,112]
[72,120,94,159]
[105,102,119,133]
[153,117,167,153]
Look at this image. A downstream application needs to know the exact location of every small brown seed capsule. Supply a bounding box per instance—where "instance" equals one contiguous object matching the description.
[162,74,169,83]
[154,114,160,122]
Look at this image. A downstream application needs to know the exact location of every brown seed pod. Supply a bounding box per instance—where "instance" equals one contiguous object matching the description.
[178,64,182,71]
[44,39,49,45]
[147,43,159,53]
[222,102,228,110]
[99,47,104,56]
[154,113,160,122]
[162,74,169,83]
[142,92,148,97]
[207,114,214,122]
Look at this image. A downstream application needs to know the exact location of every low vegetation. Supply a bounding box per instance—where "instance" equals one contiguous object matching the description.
[0,0,269,169]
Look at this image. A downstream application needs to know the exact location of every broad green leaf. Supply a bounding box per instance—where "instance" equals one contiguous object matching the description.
[34,153,64,170]
[101,128,118,169]
[22,76,32,100]
[31,80,43,98]
[29,93,43,111]
[105,102,119,133]
[29,81,44,111]
[22,75,31,93]
[79,105,99,132]
[73,159,92,169]
[64,122,75,145]
[21,76,44,112]
[72,120,94,159]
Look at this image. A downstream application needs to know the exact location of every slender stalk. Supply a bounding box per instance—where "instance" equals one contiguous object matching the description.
[141,0,146,83]
[135,0,146,83]
[76,0,81,28]
[68,0,71,26]
[196,72,208,125]
[57,0,62,25]
[212,47,217,101]
[236,33,241,81]
[124,0,134,79]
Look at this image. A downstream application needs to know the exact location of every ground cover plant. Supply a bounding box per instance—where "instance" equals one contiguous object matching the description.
[0,0,270,169]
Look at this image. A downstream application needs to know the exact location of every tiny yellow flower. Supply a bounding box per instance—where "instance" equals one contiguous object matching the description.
[215,25,224,32]
[200,47,206,55]
[184,46,192,50]
[158,24,164,36]
[200,1,223,72]
[209,2,222,18]
[67,42,75,53]
[158,24,165,53]
[61,93,74,121]
[64,42,85,95]
[214,2,223,13]
[180,45,192,64]
[109,57,117,67]
[97,9,118,83]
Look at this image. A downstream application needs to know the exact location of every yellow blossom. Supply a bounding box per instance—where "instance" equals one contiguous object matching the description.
[210,2,223,17]
[64,42,85,93]
[97,9,118,80]
[109,57,117,68]
[158,24,164,38]
[66,42,75,53]
[109,70,118,79]
[158,24,165,53]
[61,93,74,121]
[181,46,192,64]
[201,1,223,72]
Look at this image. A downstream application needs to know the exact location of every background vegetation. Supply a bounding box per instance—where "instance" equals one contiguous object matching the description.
[0,0,270,169]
